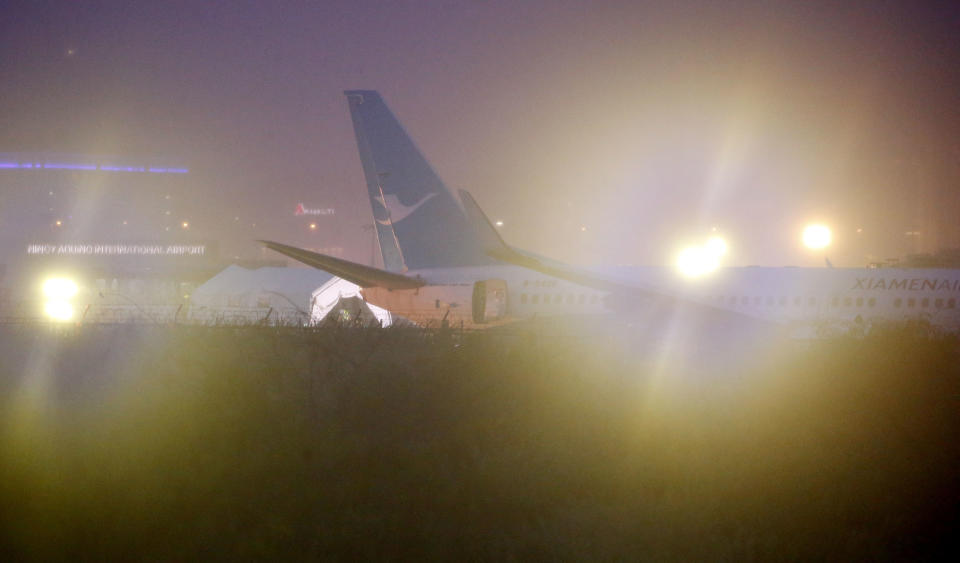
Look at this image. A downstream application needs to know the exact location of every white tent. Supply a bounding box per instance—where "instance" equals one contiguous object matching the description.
[190,265,334,324]
[310,277,393,327]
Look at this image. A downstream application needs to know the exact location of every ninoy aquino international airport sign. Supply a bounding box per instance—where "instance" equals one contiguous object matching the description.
[27,243,206,256]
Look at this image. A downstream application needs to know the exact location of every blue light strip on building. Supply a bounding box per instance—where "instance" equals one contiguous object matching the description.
[43,163,98,170]
[100,166,146,172]
[148,167,189,174]
[0,162,188,173]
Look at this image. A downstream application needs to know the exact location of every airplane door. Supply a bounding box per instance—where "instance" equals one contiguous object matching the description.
[472,279,508,324]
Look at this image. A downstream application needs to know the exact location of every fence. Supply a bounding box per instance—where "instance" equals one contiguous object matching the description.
[0,301,312,327]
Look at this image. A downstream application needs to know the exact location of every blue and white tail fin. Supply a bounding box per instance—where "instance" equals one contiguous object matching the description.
[345,90,493,271]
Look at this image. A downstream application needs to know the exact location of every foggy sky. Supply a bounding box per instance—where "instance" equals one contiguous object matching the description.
[2,0,959,267]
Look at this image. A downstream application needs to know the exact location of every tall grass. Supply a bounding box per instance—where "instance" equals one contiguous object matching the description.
[0,323,957,560]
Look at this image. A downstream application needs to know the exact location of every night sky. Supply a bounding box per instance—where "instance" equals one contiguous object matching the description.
[2,0,959,267]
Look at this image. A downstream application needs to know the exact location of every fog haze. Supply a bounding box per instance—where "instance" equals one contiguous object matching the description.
[2,0,958,267]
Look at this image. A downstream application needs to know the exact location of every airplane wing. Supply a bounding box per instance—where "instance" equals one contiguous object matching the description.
[258,240,426,290]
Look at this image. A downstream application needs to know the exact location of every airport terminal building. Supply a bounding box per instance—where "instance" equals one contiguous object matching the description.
[0,152,222,319]
[0,152,365,324]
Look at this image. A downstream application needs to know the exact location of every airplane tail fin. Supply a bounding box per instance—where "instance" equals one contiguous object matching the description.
[458,189,509,254]
[345,90,492,271]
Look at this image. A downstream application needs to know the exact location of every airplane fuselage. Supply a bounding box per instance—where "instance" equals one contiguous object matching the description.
[359,265,960,333]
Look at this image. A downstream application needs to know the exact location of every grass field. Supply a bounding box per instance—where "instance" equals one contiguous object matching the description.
[0,323,957,560]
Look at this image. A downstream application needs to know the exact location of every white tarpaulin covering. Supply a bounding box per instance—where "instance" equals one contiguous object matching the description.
[310,277,392,327]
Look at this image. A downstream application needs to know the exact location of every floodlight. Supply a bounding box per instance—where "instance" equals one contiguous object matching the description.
[42,277,79,300]
[676,246,719,278]
[802,224,832,250]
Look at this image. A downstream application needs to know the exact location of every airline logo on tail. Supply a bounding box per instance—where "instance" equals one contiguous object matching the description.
[374,193,437,226]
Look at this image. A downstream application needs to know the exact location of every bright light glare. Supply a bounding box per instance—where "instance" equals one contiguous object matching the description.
[705,236,728,257]
[44,300,74,322]
[676,235,728,278]
[42,277,79,299]
[676,246,720,278]
[802,224,832,250]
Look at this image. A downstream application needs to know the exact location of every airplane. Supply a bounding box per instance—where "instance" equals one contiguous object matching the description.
[261,90,960,335]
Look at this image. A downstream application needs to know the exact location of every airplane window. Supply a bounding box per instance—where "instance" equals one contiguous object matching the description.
[765,296,774,306]
[520,294,528,304]
[779,296,787,306]
[729,296,737,305]
[532,294,539,304]
[935,298,943,309]
[868,297,876,307]
[832,297,839,307]
[949,298,956,309]
[741,296,749,306]
[856,297,863,307]
[794,297,801,306]
[555,294,562,304]
[590,294,598,304]
[753,296,761,306]
[843,297,852,307]
[567,294,574,304]
[921,298,929,308]
[809,297,817,307]
[908,298,915,308]
[579,294,585,304]
[894,298,902,308]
